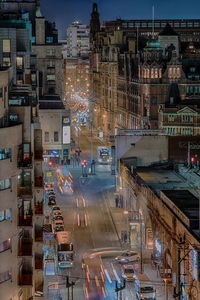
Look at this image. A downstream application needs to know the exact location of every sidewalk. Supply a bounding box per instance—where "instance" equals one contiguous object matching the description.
[106,191,174,300]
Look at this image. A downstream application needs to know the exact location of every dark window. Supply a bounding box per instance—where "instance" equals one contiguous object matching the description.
[54,132,59,142]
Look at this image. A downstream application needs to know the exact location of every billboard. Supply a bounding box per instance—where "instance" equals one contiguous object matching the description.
[63,126,70,144]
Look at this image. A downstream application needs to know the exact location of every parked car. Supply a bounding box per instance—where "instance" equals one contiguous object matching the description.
[48,192,56,198]
[115,251,140,264]
[53,215,63,221]
[54,220,64,227]
[137,286,156,300]
[52,205,61,211]
[54,225,64,232]
[52,210,62,217]
[122,265,135,281]
[48,198,56,206]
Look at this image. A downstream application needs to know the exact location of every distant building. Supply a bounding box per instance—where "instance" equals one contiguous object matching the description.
[66,21,90,58]
[89,3,200,139]
[32,1,64,98]
[39,95,71,164]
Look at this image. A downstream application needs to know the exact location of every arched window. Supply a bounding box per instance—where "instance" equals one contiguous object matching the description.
[151,69,154,78]
[147,69,150,78]
[155,68,158,78]
[159,68,162,78]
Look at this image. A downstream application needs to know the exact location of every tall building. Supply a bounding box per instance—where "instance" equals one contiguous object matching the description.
[32,1,64,99]
[0,2,53,299]
[66,21,90,58]
[89,5,200,140]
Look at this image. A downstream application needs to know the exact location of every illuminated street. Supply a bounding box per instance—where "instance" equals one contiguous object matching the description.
[44,124,173,300]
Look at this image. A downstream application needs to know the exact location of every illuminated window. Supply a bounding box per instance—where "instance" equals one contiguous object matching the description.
[47,74,55,81]
[3,57,10,67]
[16,57,23,69]
[3,39,10,52]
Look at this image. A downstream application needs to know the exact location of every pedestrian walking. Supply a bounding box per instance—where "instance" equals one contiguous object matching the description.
[115,197,119,208]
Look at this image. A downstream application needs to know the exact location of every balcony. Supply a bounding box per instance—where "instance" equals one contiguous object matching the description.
[18,214,32,227]
[18,237,32,256]
[17,186,32,197]
[18,158,32,168]
[34,203,43,215]
[35,176,43,188]
[35,253,43,269]
[18,267,32,286]
[34,150,43,160]
[35,225,43,242]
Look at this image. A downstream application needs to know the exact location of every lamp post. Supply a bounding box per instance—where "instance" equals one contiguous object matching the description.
[91,120,93,163]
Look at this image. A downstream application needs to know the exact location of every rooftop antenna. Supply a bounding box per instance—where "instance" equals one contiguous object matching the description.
[152,5,155,39]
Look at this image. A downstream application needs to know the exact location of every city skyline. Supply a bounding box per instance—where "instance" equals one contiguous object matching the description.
[41,0,200,38]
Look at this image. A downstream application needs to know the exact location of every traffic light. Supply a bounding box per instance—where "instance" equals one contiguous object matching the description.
[48,161,53,167]
[191,157,195,163]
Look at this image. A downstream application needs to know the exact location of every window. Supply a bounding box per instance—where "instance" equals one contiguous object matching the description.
[44,132,49,142]
[46,37,53,44]
[3,39,10,52]
[152,99,157,105]
[0,178,11,191]
[168,115,174,122]
[54,131,59,142]
[190,67,196,73]
[32,36,36,43]
[47,60,55,68]
[0,148,11,160]
[182,115,193,123]
[16,57,23,69]
[46,49,55,56]
[47,74,55,81]
[3,57,10,67]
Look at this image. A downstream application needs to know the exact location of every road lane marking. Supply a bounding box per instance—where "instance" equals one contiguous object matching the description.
[104,269,112,284]
[111,263,121,283]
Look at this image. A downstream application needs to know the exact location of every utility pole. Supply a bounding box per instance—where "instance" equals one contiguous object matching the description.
[140,213,143,274]
[66,276,75,300]
[187,141,190,167]
[91,120,93,163]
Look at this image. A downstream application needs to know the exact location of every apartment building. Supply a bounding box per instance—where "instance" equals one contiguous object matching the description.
[0,3,44,300]
[32,3,64,99]
[39,95,71,164]
[67,21,90,58]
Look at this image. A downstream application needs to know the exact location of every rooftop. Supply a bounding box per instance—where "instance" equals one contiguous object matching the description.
[39,94,65,110]
[134,166,200,238]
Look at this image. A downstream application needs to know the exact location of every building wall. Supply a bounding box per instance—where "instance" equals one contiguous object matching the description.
[39,109,70,160]
[120,164,200,299]
[117,135,169,166]
[32,44,64,98]
[0,124,22,300]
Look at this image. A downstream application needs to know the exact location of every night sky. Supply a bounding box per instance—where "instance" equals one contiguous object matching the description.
[41,0,200,39]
